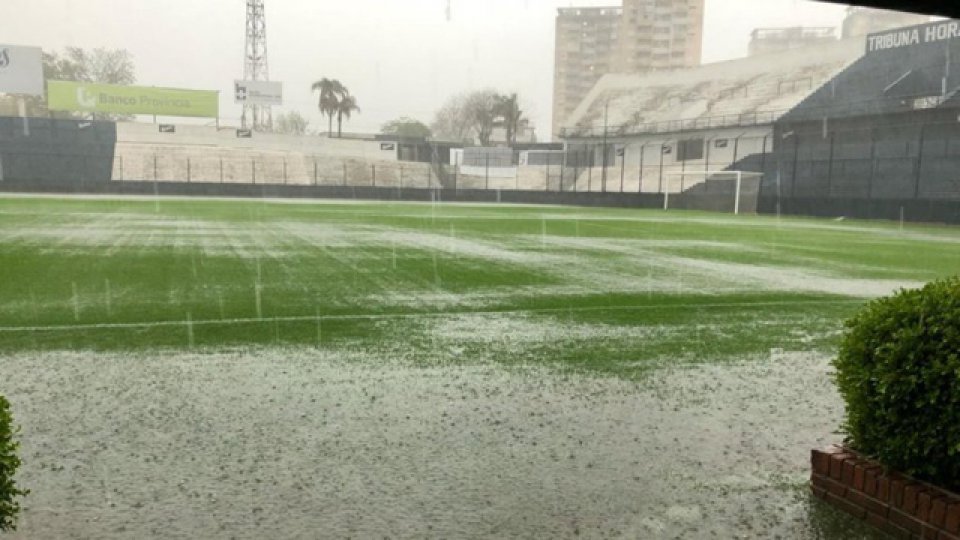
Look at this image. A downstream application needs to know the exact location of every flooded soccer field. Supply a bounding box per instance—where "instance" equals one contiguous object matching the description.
[1,194,958,538]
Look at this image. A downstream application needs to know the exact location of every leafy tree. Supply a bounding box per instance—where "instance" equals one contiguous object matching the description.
[52,47,136,86]
[464,90,499,146]
[432,89,525,146]
[0,394,27,532]
[0,47,136,120]
[334,94,360,138]
[381,117,431,139]
[273,111,309,136]
[311,78,346,136]
[493,93,527,145]
[431,93,474,143]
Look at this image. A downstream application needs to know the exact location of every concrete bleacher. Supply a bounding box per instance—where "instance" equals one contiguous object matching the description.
[563,38,865,137]
[110,122,439,188]
[115,122,397,160]
[112,145,436,187]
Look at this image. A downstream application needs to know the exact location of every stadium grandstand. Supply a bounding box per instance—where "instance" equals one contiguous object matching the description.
[558,19,960,222]
[2,18,960,222]
[557,37,865,201]
[768,19,960,221]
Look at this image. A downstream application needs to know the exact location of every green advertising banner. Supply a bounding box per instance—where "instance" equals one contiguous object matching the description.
[47,80,219,118]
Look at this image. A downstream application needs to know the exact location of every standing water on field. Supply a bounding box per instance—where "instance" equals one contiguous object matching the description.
[0,195,956,539]
[0,348,883,539]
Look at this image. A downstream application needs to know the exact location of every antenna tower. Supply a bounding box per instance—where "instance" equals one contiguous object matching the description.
[242,0,271,130]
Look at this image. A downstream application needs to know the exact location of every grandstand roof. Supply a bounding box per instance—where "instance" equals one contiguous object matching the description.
[783,19,960,122]
[561,38,865,139]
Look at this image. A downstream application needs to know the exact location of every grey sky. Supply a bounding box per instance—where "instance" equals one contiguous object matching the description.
[1,0,850,139]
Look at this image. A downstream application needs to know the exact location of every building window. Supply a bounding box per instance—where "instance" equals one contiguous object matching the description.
[714,139,729,148]
[677,138,704,161]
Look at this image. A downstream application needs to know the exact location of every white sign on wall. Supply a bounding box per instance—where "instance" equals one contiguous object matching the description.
[0,44,44,96]
[867,20,960,53]
[234,80,282,106]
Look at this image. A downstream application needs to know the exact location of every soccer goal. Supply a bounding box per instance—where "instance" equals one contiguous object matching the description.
[662,170,765,215]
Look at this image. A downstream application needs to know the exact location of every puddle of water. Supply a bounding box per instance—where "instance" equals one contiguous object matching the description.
[0,349,882,539]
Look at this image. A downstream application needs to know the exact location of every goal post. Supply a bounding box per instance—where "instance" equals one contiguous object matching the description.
[662,170,765,215]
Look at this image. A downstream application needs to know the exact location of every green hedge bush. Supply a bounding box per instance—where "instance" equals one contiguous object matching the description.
[834,277,960,491]
[0,393,27,532]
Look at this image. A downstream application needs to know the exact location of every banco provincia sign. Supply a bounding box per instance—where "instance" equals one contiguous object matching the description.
[867,20,960,54]
[47,80,219,118]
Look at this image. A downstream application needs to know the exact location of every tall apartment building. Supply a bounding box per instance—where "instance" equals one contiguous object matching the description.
[613,0,704,72]
[552,0,704,138]
[747,27,837,57]
[553,7,622,141]
[841,7,930,38]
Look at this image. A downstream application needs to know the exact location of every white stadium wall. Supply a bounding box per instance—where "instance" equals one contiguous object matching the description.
[563,125,772,193]
[107,122,442,188]
[450,125,772,193]
[115,123,399,161]
[455,166,558,191]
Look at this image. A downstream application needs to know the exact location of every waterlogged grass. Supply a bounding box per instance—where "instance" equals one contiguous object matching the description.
[0,349,887,539]
[0,195,957,375]
[1,195,942,539]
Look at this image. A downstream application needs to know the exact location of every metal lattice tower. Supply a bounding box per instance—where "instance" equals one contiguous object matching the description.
[242,0,271,130]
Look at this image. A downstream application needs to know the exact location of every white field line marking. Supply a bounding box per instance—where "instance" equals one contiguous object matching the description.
[0,299,862,333]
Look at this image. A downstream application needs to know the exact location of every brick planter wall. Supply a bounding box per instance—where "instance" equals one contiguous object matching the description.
[811,445,960,539]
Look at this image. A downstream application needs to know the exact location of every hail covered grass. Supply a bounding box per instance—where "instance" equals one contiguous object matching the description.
[0,194,952,538]
[0,349,884,539]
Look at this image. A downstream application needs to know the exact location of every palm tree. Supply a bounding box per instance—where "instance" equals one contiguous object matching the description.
[494,93,524,145]
[335,94,360,138]
[311,78,346,136]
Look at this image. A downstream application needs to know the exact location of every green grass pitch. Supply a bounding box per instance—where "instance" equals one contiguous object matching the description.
[1,195,958,376]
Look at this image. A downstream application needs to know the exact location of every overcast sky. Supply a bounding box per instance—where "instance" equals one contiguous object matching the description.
[1,0,852,139]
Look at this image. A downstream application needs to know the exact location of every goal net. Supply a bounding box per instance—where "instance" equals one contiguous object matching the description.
[662,170,765,215]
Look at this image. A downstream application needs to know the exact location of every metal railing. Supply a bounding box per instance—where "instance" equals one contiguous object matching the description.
[561,110,783,139]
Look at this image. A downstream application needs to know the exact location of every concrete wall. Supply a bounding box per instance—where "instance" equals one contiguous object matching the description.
[110,144,437,187]
[0,117,117,185]
[769,110,960,202]
[455,165,561,191]
[462,147,514,167]
[108,122,437,186]
[758,195,960,224]
[0,117,435,188]
[0,179,667,209]
[116,122,399,161]
[565,125,772,193]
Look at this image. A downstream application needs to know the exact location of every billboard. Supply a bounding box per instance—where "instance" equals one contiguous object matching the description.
[234,80,282,106]
[47,80,219,117]
[0,44,44,96]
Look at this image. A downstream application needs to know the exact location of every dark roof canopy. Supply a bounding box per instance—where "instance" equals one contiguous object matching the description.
[817,0,959,19]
